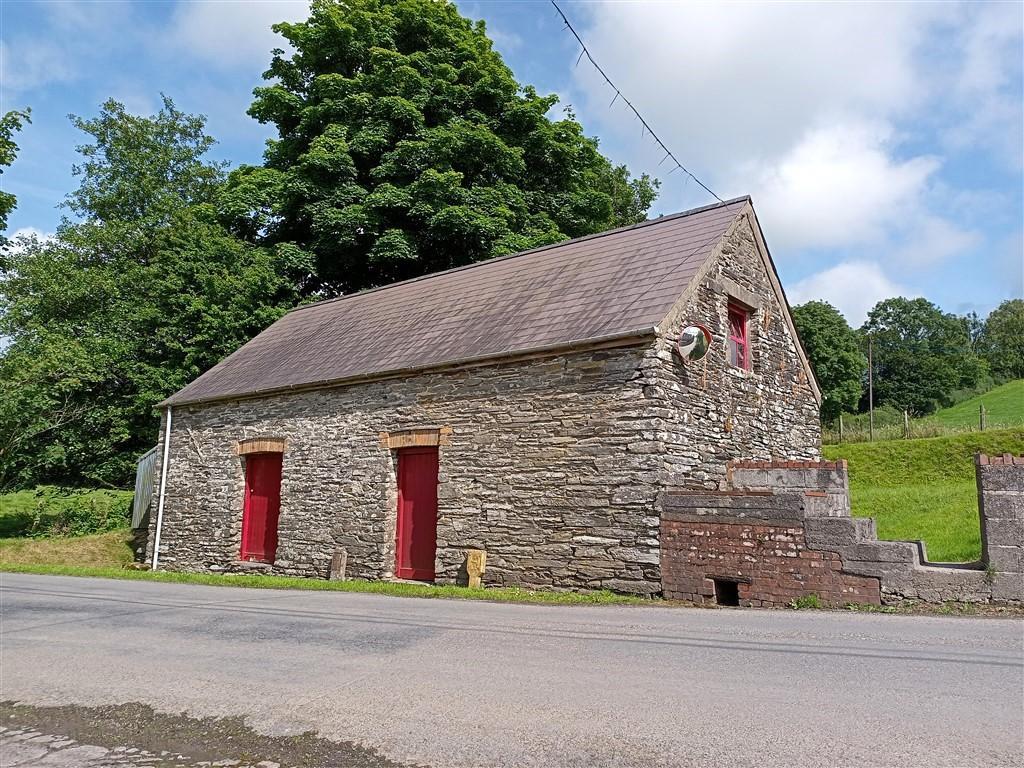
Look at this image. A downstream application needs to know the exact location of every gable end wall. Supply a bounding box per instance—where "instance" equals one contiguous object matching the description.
[644,212,821,491]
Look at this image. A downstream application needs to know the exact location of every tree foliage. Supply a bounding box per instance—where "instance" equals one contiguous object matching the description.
[791,301,865,422]
[0,108,31,239]
[861,297,985,416]
[225,0,658,296]
[0,99,292,489]
[977,299,1024,380]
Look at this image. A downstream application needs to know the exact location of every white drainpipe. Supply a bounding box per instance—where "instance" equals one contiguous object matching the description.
[151,405,173,571]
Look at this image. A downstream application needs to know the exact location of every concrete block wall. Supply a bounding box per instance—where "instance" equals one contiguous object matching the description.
[726,459,850,517]
[977,454,1024,603]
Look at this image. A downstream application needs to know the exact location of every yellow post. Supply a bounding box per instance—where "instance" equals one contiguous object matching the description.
[465,549,487,589]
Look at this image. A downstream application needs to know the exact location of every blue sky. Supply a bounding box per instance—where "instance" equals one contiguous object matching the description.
[2,0,1022,325]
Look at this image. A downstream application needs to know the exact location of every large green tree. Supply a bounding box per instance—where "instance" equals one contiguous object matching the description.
[861,297,985,416]
[791,301,865,422]
[977,299,1024,380]
[225,0,658,296]
[0,98,292,489]
[0,108,31,239]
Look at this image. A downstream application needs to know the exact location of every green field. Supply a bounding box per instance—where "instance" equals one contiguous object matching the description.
[824,427,1024,562]
[822,379,1023,444]
[928,379,1023,429]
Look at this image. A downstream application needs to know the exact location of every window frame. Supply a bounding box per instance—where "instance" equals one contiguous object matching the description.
[727,301,751,371]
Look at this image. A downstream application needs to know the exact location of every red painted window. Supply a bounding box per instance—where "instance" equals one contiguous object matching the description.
[728,302,750,370]
[241,452,283,563]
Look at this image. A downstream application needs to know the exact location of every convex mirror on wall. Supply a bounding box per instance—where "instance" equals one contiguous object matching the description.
[676,325,712,362]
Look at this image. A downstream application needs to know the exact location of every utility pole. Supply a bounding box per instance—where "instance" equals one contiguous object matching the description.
[868,334,874,442]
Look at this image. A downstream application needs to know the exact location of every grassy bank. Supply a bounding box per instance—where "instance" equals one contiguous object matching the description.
[0,487,133,538]
[823,427,1024,562]
[929,380,1024,429]
[823,379,1023,444]
[0,530,135,568]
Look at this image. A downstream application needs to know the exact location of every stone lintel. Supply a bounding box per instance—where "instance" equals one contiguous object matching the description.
[235,437,287,455]
[379,426,453,449]
[706,277,762,311]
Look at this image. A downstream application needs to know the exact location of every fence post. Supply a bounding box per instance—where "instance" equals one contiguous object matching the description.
[838,413,844,443]
[903,410,910,439]
[980,404,986,432]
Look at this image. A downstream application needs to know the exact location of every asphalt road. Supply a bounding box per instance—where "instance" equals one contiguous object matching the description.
[1,574,1022,768]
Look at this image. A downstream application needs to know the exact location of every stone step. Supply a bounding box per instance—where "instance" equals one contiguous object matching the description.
[840,541,920,566]
[853,517,877,541]
[804,517,860,547]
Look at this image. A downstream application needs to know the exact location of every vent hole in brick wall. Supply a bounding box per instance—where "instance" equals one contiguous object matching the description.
[712,578,740,607]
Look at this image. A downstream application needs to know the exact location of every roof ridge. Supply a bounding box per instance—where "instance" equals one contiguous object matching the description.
[288,195,751,315]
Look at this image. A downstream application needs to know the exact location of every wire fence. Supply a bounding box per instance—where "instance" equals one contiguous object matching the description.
[823,405,1015,445]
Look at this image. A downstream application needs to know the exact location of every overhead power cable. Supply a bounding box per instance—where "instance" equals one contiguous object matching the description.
[550,1,723,205]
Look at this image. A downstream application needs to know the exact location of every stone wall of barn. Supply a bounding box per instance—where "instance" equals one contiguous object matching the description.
[641,212,821,489]
[147,212,822,594]
[148,346,667,593]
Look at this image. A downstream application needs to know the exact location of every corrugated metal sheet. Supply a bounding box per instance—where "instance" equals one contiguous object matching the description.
[131,447,157,529]
[164,197,749,406]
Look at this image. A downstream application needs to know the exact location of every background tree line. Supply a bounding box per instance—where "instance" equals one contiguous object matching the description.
[791,296,1024,424]
[0,0,657,490]
[0,0,1019,490]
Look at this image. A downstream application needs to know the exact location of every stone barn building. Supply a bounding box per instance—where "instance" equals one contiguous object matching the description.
[148,196,822,594]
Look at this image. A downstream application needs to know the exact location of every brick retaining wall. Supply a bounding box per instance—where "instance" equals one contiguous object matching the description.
[661,492,880,606]
[661,455,1023,606]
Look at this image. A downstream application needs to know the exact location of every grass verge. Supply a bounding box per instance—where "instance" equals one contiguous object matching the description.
[0,551,651,606]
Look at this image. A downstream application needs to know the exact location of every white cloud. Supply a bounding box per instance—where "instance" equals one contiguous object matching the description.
[945,2,1024,165]
[788,261,917,327]
[6,227,56,246]
[567,1,1017,272]
[743,121,941,251]
[171,0,310,69]
[486,24,523,53]
[573,2,952,169]
[991,231,1024,302]
[0,39,77,94]
[1,2,140,96]
[893,214,981,265]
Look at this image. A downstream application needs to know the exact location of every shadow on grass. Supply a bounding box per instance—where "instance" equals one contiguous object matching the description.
[0,511,53,538]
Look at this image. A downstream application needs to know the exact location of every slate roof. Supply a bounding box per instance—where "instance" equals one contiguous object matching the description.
[164,197,750,406]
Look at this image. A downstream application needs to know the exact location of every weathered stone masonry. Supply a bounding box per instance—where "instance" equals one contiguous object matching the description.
[647,214,821,491]
[148,214,822,593]
[152,346,666,592]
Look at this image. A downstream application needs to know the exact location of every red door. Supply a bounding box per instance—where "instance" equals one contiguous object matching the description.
[241,452,282,563]
[395,447,439,581]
